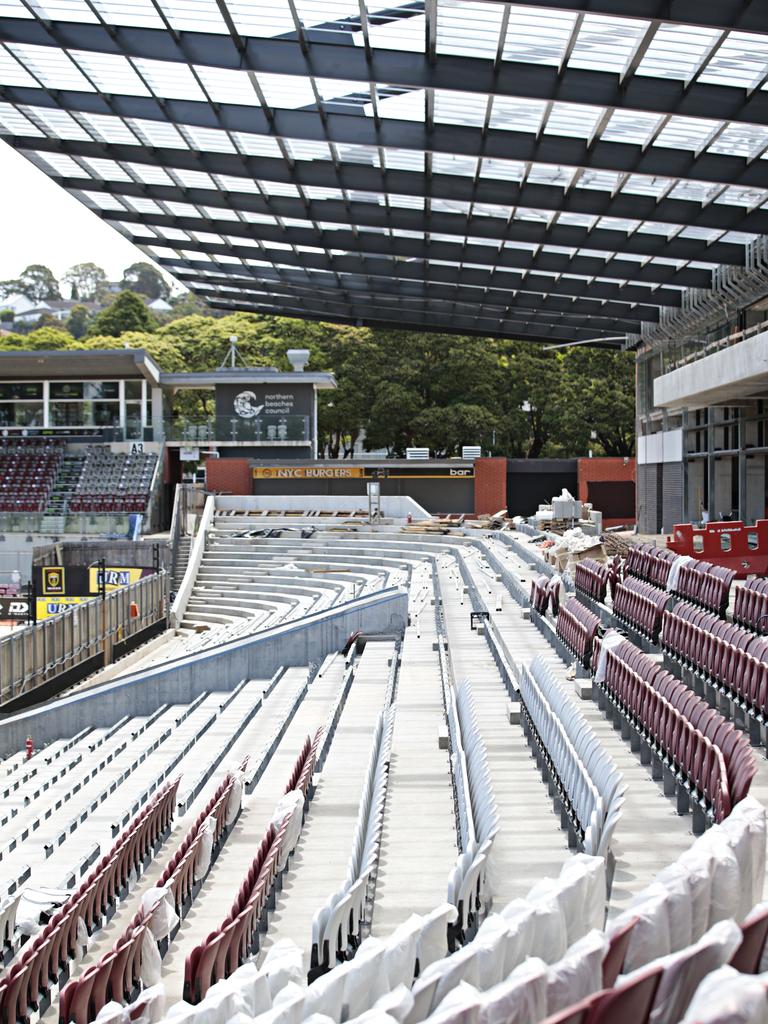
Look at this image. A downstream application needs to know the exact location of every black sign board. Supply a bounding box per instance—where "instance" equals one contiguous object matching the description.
[0,597,30,621]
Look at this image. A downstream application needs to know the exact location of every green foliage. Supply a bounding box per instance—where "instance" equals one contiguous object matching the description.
[0,255,636,457]
[0,264,61,302]
[66,303,91,340]
[120,262,169,300]
[63,263,108,302]
[0,309,13,323]
[87,291,158,337]
[0,326,73,350]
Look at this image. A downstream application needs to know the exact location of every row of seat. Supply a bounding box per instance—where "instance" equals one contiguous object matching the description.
[574,559,611,604]
[0,779,179,1024]
[410,800,767,1024]
[183,736,321,1004]
[59,909,150,1024]
[733,575,768,635]
[446,683,498,946]
[624,544,675,588]
[531,574,562,616]
[673,559,736,618]
[556,598,602,669]
[123,771,766,1024]
[60,765,249,1024]
[310,706,395,977]
[409,855,609,1022]
[519,655,625,861]
[594,637,755,829]
[662,599,768,742]
[612,577,669,644]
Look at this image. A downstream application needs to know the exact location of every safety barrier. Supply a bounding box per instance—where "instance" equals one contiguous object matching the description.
[0,572,167,708]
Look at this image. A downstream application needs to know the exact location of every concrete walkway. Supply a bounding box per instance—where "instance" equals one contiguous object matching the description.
[260,642,395,968]
[438,556,571,907]
[372,565,457,937]
[472,539,697,914]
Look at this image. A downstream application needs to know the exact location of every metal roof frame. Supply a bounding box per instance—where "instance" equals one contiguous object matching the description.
[1,0,768,346]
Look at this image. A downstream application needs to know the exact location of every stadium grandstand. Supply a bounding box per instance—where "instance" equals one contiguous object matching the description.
[5,1,768,1023]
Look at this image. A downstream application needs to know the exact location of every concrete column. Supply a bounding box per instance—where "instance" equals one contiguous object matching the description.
[738,409,747,523]
[151,386,164,441]
[707,412,716,520]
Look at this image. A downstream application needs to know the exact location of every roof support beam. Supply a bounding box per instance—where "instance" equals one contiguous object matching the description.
[19,137,768,234]
[203,297,626,345]
[2,16,768,125]
[3,88,766,189]
[86,188,745,264]
[121,224,713,288]
[473,1,768,36]
[158,253,683,308]
[174,269,661,321]
[191,282,642,332]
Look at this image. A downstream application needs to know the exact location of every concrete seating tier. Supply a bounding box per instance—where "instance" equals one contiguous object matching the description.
[183,735,321,1004]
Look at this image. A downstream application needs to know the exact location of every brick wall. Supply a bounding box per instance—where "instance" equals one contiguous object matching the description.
[205,457,251,495]
[577,457,636,527]
[474,458,507,516]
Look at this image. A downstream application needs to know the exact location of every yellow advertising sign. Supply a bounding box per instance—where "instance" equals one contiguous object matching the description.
[253,466,365,479]
[35,596,90,620]
[88,566,148,592]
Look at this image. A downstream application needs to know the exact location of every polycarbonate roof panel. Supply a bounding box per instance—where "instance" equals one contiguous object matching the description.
[1,0,768,343]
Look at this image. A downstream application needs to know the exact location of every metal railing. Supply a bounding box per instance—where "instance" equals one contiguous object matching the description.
[165,414,310,443]
[0,571,167,706]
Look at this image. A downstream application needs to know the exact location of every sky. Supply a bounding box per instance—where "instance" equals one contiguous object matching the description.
[0,139,179,292]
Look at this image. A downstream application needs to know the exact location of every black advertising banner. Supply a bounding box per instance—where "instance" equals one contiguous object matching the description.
[0,596,30,620]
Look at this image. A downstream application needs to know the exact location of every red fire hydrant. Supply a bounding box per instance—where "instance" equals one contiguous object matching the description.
[25,736,33,760]
[407,513,413,524]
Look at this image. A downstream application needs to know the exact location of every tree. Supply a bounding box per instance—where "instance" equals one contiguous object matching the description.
[87,291,158,337]
[67,303,91,339]
[0,309,13,323]
[63,262,108,302]
[1,264,61,302]
[120,262,170,300]
[561,348,636,456]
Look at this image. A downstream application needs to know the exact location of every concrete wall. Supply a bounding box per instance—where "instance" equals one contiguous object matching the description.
[214,493,430,518]
[32,539,170,569]
[0,587,408,757]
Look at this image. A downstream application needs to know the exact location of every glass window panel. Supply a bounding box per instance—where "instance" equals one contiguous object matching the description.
[635,24,723,82]
[699,33,768,90]
[93,0,164,28]
[135,58,207,101]
[129,118,186,148]
[124,380,142,399]
[0,103,44,136]
[26,107,92,140]
[84,382,119,400]
[126,162,175,186]
[0,382,42,399]
[79,113,139,144]
[569,15,650,73]
[71,50,149,96]
[7,43,95,90]
[0,402,43,426]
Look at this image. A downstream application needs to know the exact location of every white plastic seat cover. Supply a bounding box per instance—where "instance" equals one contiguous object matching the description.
[681,965,768,1024]
[476,958,549,1024]
[544,930,608,1016]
